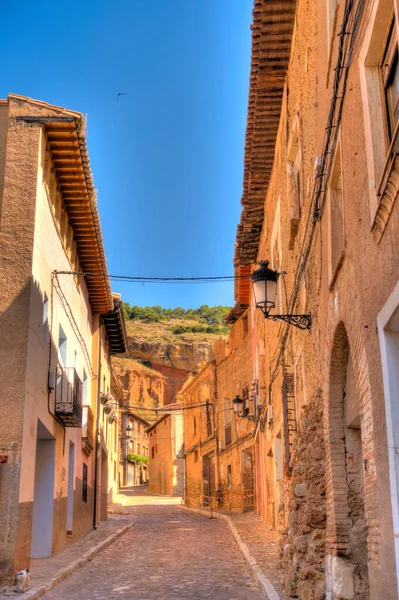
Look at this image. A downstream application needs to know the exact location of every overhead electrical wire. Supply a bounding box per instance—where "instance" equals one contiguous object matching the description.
[56,270,249,284]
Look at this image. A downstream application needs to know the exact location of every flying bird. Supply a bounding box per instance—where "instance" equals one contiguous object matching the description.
[117,92,128,100]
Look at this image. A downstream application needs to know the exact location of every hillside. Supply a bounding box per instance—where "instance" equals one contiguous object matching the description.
[112,356,164,423]
[114,305,230,405]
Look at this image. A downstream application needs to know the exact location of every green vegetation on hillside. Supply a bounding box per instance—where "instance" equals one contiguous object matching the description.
[122,303,230,324]
[122,304,231,339]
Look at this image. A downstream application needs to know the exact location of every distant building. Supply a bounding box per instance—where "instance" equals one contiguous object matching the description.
[181,363,217,505]
[182,330,255,511]
[119,412,150,487]
[147,405,184,496]
[0,95,127,584]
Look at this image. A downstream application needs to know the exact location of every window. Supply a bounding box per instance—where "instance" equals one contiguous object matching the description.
[152,446,155,459]
[82,463,88,503]
[42,294,49,344]
[83,370,88,404]
[227,465,232,488]
[224,398,232,447]
[194,449,198,463]
[137,423,141,434]
[137,443,140,455]
[58,325,67,365]
[243,386,251,416]
[205,403,213,437]
[360,1,398,232]
[382,19,399,146]
[327,0,340,56]
[287,121,301,249]
[328,141,345,288]
[193,416,197,436]
[270,199,283,314]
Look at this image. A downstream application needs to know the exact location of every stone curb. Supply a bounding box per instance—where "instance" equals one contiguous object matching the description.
[16,522,134,600]
[179,505,281,600]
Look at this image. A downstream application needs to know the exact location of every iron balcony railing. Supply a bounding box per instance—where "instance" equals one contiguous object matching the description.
[55,366,82,427]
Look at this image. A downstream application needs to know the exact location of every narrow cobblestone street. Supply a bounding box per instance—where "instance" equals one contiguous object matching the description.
[42,488,264,600]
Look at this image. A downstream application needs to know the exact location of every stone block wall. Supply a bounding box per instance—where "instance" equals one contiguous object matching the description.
[281,390,326,600]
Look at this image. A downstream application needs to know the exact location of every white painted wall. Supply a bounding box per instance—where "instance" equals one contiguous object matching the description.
[378,280,399,585]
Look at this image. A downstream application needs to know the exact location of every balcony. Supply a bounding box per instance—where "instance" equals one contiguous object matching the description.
[55,366,82,427]
[82,405,95,455]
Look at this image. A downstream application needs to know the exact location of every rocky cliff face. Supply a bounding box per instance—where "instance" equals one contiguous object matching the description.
[123,320,219,404]
[112,356,165,422]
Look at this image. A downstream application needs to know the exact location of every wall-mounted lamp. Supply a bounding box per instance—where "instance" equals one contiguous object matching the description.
[250,261,311,331]
[232,395,256,421]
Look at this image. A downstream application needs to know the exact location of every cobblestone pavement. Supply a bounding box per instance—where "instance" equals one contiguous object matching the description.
[43,488,264,600]
[0,516,131,598]
[228,513,287,600]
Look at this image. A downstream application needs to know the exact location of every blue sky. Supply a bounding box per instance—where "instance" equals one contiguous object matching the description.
[0,0,253,309]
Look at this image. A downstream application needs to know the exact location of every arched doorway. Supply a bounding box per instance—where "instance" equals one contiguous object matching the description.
[326,323,369,599]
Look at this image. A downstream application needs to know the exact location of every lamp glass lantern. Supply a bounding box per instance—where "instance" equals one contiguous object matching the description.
[250,261,312,331]
[232,395,244,417]
[250,261,279,317]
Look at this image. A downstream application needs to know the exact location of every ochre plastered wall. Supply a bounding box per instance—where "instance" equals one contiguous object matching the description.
[0,102,42,582]
[182,362,216,501]
[0,96,115,583]
[148,412,183,496]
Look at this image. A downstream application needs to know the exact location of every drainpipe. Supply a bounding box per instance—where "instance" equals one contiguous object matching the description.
[93,317,102,529]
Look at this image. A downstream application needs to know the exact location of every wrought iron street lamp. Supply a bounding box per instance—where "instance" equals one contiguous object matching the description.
[232,395,244,417]
[232,395,256,421]
[120,424,133,442]
[250,261,311,331]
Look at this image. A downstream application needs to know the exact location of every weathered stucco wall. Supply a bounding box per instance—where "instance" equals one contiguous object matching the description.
[148,412,184,496]
[250,0,399,597]
[0,96,116,583]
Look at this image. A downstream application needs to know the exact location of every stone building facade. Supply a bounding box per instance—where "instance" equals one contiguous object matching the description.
[223,0,399,598]
[182,0,399,597]
[119,412,150,487]
[147,405,184,496]
[181,363,217,504]
[0,95,127,584]
[182,319,256,509]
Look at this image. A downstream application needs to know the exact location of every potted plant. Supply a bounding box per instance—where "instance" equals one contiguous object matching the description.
[103,404,112,415]
[108,410,117,424]
[100,392,109,406]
